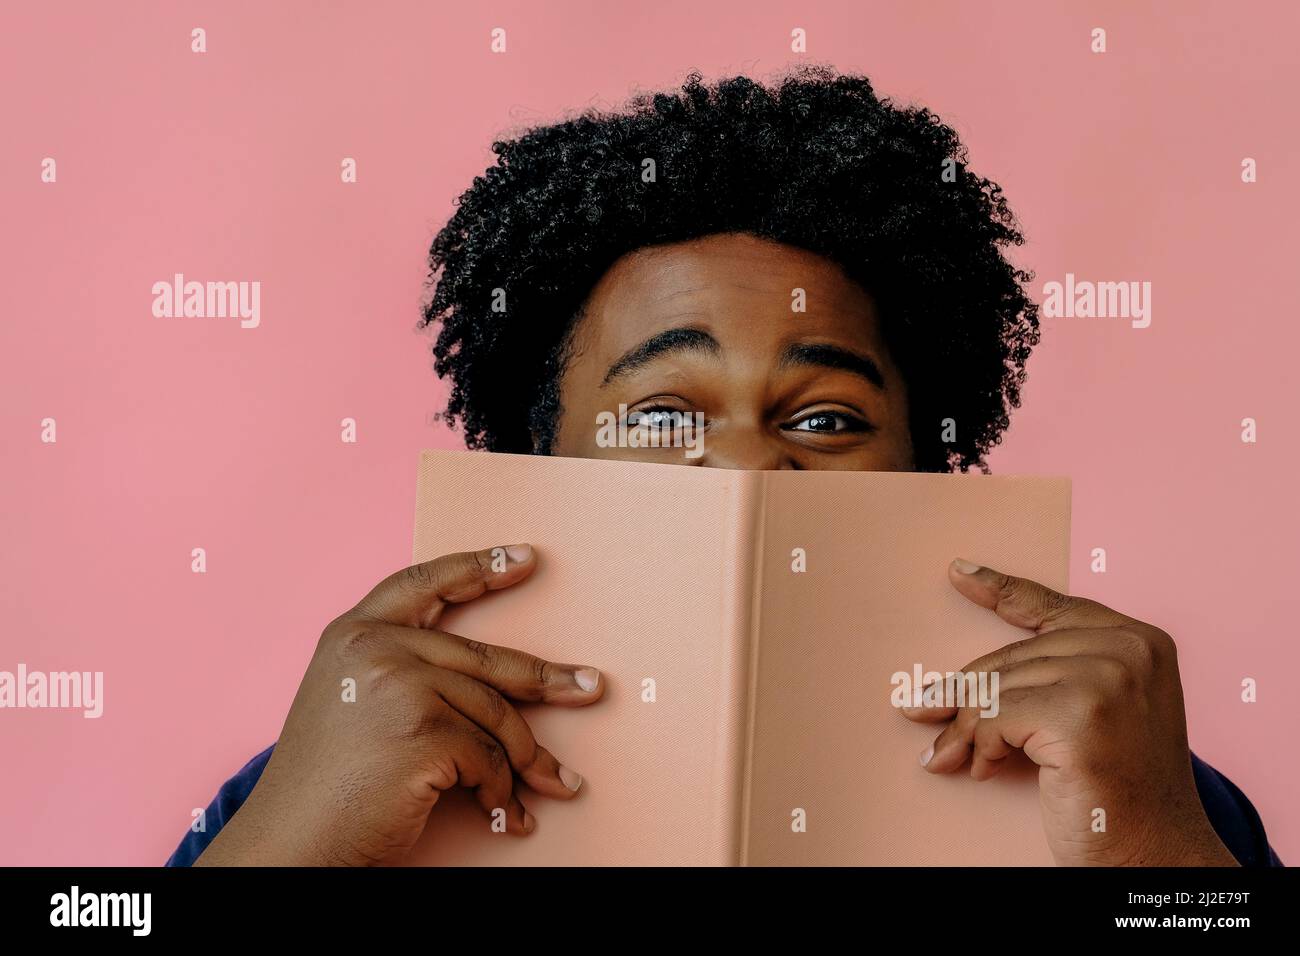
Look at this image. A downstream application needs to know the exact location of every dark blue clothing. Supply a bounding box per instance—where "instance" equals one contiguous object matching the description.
[167,746,1282,866]
[168,746,275,867]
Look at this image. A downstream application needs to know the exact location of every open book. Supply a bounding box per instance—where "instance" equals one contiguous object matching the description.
[406,450,1070,866]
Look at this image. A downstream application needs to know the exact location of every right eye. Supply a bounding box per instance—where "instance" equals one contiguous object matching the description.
[625,405,692,432]
[627,409,681,431]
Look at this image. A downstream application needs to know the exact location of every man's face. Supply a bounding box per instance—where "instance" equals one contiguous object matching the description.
[550,232,915,470]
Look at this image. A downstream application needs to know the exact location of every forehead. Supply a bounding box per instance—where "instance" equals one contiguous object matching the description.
[578,233,880,350]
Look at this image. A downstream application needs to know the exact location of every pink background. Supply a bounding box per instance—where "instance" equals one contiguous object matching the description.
[1,0,1295,865]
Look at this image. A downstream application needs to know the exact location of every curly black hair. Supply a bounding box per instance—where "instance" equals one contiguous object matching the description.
[421,66,1039,472]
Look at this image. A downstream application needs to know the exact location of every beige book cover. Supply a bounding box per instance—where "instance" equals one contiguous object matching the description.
[405,449,1070,866]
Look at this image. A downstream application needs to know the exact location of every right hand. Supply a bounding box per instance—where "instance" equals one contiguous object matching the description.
[195,543,604,866]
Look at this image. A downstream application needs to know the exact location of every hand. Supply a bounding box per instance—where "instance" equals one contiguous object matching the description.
[899,558,1238,867]
[196,543,603,866]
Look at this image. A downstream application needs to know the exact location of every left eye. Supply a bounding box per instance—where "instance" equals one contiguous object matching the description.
[788,412,863,433]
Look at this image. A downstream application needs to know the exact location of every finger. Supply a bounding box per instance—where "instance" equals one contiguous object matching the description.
[898,703,960,723]
[507,793,534,835]
[430,668,584,800]
[355,544,538,629]
[431,706,534,835]
[897,658,1071,724]
[921,685,1073,775]
[896,672,962,723]
[919,671,1045,775]
[948,559,1132,634]
[342,621,603,706]
[920,699,981,773]
[958,627,1141,683]
[970,714,1014,781]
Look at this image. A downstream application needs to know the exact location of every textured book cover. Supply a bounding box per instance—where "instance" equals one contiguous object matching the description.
[406,450,1070,865]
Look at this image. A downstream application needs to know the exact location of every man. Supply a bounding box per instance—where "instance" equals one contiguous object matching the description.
[170,68,1279,867]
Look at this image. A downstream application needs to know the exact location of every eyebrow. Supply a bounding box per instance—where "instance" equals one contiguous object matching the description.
[777,342,885,390]
[600,326,886,391]
[601,327,720,385]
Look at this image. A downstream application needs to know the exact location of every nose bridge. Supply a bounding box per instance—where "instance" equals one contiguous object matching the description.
[699,420,788,471]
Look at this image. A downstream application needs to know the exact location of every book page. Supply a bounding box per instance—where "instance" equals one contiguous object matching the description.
[744,471,1070,865]
[404,451,756,865]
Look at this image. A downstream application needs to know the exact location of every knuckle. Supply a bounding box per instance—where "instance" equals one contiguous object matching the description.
[516,735,541,772]
[479,685,510,727]
[1125,630,1158,671]
[995,574,1021,605]
[476,732,509,777]
[1008,637,1034,655]
[1001,687,1036,708]
[531,655,553,688]
[464,639,497,674]
[424,755,459,791]
[338,625,384,659]
[395,694,452,740]
[953,708,980,735]
[993,638,1031,671]
[1094,655,1134,692]
[998,575,1073,625]
[1042,588,1074,613]
[1120,625,1173,672]
[972,719,1002,751]
[361,657,405,692]
[321,613,354,641]
[1076,685,1110,725]
[402,561,436,593]
[1147,626,1177,659]
[1031,587,1074,625]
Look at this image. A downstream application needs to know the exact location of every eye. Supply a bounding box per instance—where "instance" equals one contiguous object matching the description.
[626,407,687,432]
[623,403,710,438]
[786,410,872,434]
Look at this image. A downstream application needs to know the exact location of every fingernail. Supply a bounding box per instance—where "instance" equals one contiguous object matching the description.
[505,544,532,563]
[574,667,600,693]
[919,744,934,767]
[558,765,583,792]
[952,558,981,574]
[522,810,536,832]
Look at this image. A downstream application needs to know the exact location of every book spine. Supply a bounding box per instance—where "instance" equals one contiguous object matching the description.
[733,471,768,867]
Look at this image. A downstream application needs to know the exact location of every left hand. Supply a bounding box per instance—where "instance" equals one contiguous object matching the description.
[899,558,1238,867]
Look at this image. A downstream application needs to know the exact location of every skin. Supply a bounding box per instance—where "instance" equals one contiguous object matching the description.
[552,233,914,471]
[200,232,1237,867]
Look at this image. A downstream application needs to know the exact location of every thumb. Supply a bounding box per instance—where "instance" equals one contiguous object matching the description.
[947,557,1130,633]
[354,543,537,629]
